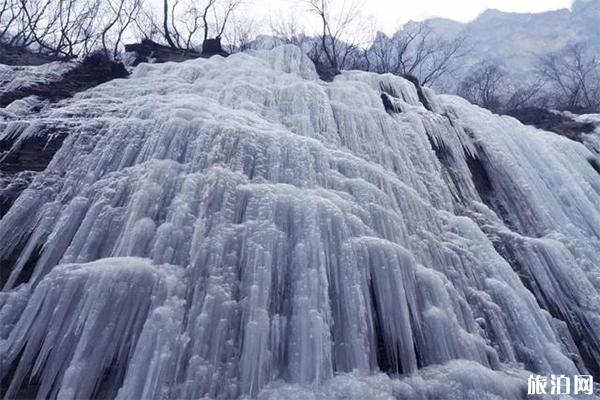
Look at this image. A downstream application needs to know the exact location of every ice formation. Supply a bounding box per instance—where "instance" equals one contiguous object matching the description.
[1,45,600,399]
[0,62,76,104]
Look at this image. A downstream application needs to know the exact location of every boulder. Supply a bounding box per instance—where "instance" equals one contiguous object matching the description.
[201,37,229,57]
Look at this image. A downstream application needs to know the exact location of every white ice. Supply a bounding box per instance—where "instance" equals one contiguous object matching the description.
[1,45,599,399]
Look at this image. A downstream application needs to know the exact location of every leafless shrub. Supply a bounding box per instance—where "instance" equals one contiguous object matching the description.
[536,43,600,111]
[159,0,241,50]
[302,0,365,72]
[367,22,469,86]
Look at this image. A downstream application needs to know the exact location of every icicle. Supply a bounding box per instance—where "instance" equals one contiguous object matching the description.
[1,45,599,399]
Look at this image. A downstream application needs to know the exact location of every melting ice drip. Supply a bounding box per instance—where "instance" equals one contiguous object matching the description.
[1,46,600,399]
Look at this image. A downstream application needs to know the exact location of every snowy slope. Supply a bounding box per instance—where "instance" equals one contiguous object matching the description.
[0,45,600,399]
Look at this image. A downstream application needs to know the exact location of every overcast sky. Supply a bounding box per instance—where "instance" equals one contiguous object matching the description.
[253,0,575,34]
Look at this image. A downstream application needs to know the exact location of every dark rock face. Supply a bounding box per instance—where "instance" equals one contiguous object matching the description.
[0,123,67,175]
[124,38,229,66]
[378,76,433,113]
[201,38,229,57]
[1,51,126,218]
[507,107,596,142]
[381,93,400,113]
[313,60,339,82]
[0,171,35,218]
[124,39,203,65]
[0,52,129,107]
[589,157,600,174]
[0,43,67,66]
[0,122,69,218]
[402,74,433,111]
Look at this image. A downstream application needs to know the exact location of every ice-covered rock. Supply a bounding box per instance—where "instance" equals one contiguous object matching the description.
[0,62,76,104]
[0,257,185,399]
[1,45,599,399]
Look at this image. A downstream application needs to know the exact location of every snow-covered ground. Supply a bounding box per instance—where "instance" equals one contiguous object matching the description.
[0,45,599,399]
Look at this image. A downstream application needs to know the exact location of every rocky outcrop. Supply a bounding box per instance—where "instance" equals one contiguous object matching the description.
[402,74,433,111]
[0,52,128,107]
[0,43,67,66]
[380,93,400,113]
[313,60,339,82]
[589,157,600,174]
[124,38,228,66]
[124,39,203,65]
[201,38,228,57]
[0,51,128,217]
[508,107,596,142]
[0,121,70,218]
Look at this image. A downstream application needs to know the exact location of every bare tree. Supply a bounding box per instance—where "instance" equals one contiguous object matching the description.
[182,3,202,49]
[200,0,216,43]
[4,0,55,48]
[367,22,468,86]
[504,79,544,111]
[130,2,164,41]
[161,0,204,49]
[457,61,545,112]
[211,0,241,41]
[159,0,206,49]
[45,0,98,57]
[417,35,467,86]
[303,0,363,72]
[0,0,24,42]
[101,0,142,58]
[13,0,102,57]
[458,61,507,111]
[3,0,247,57]
[162,0,177,47]
[224,13,256,53]
[536,43,600,111]
[155,0,240,50]
[270,13,306,46]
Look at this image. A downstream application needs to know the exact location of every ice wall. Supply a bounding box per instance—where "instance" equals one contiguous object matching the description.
[1,45,599,399]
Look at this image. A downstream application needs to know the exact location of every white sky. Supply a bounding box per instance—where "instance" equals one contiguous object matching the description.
[252,0,575,34]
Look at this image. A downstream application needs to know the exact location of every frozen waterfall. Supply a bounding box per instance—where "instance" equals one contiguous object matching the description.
[1,45,600,399]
